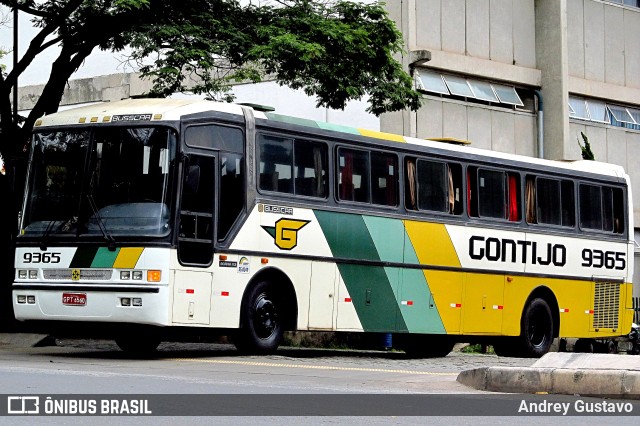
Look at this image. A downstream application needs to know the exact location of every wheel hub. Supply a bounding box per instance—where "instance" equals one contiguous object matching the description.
[253,294,278,339]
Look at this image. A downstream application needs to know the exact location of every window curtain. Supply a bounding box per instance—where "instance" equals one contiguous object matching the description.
[340,153,353,200]
[525,178,536,223]
[448,166,455,213]
[407,159,416,209]
[508,175,518,221]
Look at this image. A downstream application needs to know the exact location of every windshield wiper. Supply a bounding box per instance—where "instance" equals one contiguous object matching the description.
[39,220,57,251]
[39,216,79,250]
[86,194,116,251]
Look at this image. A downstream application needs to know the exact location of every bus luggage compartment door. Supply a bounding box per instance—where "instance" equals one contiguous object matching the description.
[172,270,213,325]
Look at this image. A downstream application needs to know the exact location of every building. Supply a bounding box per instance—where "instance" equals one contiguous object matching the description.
[381,0,640,294]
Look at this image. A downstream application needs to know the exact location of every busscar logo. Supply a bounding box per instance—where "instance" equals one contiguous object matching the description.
[262,218,310,250]
[8,396,40,414]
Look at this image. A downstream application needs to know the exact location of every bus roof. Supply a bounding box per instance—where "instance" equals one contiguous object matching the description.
[34,98,627,180]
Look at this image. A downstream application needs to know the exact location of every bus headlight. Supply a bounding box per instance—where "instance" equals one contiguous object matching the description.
[18,270,27,279]
[132,271,143,280]
[120,271,131,280]
[29,270,38,279]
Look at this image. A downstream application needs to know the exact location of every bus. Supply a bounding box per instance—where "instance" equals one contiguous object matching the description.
[13,98,635,357]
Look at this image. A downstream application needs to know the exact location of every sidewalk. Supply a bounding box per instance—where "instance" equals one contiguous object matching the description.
[457,352,640,399]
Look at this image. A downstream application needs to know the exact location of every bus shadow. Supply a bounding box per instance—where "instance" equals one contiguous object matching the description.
[33,340,411,361]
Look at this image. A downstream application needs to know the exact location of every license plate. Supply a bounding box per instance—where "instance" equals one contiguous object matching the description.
[62,293,86,306]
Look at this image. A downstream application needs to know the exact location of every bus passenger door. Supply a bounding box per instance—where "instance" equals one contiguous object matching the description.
[308,262,336,330]
[173,154,216,325]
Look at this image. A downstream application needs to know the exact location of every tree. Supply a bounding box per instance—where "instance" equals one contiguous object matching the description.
[1,0,420,158]
[0,0,421,329]
[577,131,595,161]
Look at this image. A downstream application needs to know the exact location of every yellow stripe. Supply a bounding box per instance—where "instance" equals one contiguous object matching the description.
[357,128,406,143]
[404,221,460,268]
[169,358,456,376]
[113,247,144,269]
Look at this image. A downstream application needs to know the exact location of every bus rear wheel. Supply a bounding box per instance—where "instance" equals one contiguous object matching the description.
[235,281,284,354]
[517,297,554,358]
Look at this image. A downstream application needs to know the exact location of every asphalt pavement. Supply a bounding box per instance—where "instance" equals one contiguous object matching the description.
[1,333,638,399]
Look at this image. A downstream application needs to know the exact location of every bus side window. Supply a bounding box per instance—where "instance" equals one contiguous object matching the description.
[371,151,398,206]
[293,141,327,198]
[579,184,624,233]
[258,134,293,194]
[338,148,370,203]
[476,168,509,219]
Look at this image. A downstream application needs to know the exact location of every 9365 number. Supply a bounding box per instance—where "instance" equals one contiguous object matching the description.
[23,252,61,264]
[581,249,625,270]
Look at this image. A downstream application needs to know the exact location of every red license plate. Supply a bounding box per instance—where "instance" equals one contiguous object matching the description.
[62,293,86,306]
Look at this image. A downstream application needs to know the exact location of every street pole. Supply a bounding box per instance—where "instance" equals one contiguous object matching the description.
[13,3,18,120]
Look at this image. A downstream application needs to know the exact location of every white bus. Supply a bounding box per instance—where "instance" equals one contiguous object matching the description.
[13,98,635,357]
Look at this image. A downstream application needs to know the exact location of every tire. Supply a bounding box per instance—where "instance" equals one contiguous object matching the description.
[115,335,161,356]
[517,298,554,358]
[234,281,285,354]
[396,334,455,358]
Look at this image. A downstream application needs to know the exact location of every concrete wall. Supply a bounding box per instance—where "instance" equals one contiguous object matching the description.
[383,0,640,225]
[382,0,540,157]
[566,0,640,224]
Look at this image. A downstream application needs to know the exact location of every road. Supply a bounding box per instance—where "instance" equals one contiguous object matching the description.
[0,340,637,424]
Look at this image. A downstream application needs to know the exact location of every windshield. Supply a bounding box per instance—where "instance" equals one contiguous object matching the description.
[21,126,176,239]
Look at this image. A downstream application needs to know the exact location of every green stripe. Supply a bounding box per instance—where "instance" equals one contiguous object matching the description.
[315,210,446,334]
[91,247,121,268]
[265,113,321,128]
[316,122,360,134]
[69,247,99,268]
[314,210,407,332]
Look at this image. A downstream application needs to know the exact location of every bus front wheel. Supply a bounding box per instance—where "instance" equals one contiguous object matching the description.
[235,280,284,354]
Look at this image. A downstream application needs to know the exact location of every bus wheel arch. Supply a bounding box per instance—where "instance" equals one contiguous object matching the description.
[234,267,298,353]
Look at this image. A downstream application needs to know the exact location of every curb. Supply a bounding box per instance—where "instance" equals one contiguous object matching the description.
[457,366,640,400]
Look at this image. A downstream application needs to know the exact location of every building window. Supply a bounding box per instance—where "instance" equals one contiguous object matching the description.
[569,95,640,130]
[415,70,525,108]
[605,0,640,8]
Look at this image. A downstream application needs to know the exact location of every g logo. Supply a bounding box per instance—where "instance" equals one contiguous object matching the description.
[71,269,81,281]
[262,218,310,250]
